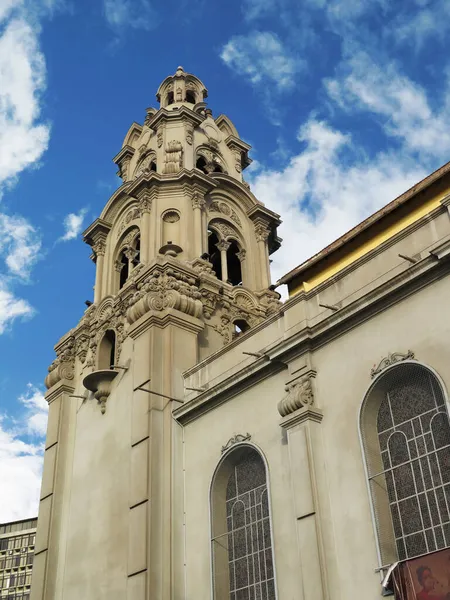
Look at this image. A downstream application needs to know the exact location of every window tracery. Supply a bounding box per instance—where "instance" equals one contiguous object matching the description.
[361,363,450,565]
[211,446,276,600]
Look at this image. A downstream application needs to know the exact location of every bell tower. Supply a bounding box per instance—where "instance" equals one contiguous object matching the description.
[31,67,282,600]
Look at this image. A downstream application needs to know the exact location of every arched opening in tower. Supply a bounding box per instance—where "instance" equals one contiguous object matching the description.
[167,91,174,105]
[208,230,222,280]
[233,319,250,335]
[150,160,157,172]
[98,329,116,370]
[185,90,196,104]
[119,252,129,289]
[226,241,242,286]
[212,164,223,173]
[132,237,140,268]
[196,156,208,174]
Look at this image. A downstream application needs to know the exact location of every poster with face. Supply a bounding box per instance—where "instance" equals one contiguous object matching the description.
[392,548,450,600]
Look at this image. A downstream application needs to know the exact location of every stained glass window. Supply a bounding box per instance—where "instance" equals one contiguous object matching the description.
[211,446,276,600]
[361,363,450,565]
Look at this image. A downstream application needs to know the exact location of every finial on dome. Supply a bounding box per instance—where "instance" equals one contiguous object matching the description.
[176,66,185,75]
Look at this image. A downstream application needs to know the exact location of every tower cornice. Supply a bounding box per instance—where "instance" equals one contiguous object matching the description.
[147,105,205,131]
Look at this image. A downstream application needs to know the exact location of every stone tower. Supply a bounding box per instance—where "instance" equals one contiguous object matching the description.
[31,67,281,600]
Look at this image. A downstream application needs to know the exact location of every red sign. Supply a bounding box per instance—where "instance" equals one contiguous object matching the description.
[391,548,450,599]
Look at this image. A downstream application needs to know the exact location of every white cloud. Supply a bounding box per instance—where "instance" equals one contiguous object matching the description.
[249,118,426,282]
[59,208,87,242]
[0,16,50,186]
[0,214,41,278]
[325,51,450,160]
[0,384,47,521]
[0,284,34,334]
[103,0,158,30]
[221,31,302,90]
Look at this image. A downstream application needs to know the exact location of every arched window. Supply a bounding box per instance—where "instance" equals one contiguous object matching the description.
[360,362,450,566]
[196,156,208,174]
[226,241,242,286]
[233,319,250,336]
[208,230,222,280]
[117,232,140,290]
[210,445,276,600]
[185,90,196,104]
[119,251,129,289]
[98,330,116,370]
[167,91,174,106]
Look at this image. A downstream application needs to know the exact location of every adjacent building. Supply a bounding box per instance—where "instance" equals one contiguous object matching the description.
[30,67,450,600]
[0,519,36,600]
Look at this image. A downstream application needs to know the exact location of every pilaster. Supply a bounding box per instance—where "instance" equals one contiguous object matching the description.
[31,380,76,600]
[279,369,329,600]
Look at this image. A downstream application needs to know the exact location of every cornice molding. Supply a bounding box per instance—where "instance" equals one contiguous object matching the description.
[176,237,450,424]
[280,406,324,429]
[147,106,204,131]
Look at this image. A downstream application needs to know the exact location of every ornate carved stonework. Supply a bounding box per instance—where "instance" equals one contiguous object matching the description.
[93,240,106,257]
[191,192,205,210]
[186,124,194,145]
[45,336,76,389]
[278,374,316,417]
[216,239,231,252]
[211,220,237,240]
[163,140,183,174]
[85,299,129,369]
[196,147,223,173]
[221,433,251,453]
[127,266,203,323]
[254,223,270,243]
[134,153,156,179]
[118,208,140,235]
[76,334,89,364]
[157,129,163,148]
[209,200,242,227]
[370,350,415,378]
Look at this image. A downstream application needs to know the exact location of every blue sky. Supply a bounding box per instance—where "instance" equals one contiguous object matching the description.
[1,0,449,520]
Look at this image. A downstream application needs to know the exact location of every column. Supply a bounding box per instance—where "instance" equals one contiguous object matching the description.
[216,240,230,283]
[278,373,329,600]
[93,240,106,304]
[254,223,271,289]
[138,192,152,263]
[31,377,76,600]
[236,249,247,285]
[191,192,205,257]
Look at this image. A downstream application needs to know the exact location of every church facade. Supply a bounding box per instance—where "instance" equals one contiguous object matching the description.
[30,67,450,600]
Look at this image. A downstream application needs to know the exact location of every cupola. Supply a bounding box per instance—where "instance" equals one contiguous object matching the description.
[156,66,208,109]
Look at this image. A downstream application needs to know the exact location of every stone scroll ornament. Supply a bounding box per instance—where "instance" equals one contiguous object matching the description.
[370,350,415,378]
[278,375,315,417]
[221,433,251,453]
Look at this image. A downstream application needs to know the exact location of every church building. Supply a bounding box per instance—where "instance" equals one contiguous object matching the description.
[31,67,450,600]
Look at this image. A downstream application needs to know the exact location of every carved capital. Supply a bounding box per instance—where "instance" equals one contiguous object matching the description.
[236,249,246,261]
[278,373,316,417]
[93,239,106,257]
[371,350,415,378]
[191,192,205,210]
[216,240,231,252]
[114,259,125,272]
[254,223,270,243]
